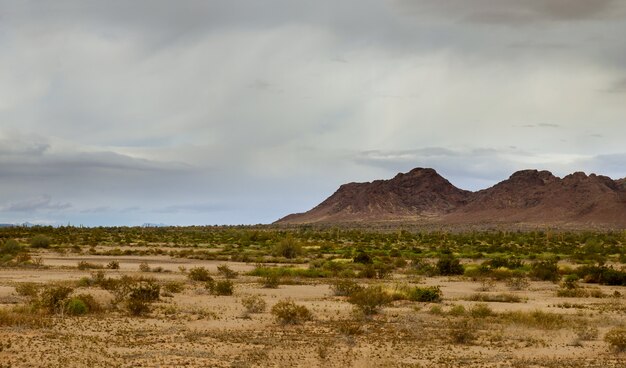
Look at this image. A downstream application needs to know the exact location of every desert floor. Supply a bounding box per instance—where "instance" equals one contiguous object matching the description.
[2,252,626,367]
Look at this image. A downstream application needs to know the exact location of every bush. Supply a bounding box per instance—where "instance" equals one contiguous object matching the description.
[30,235,51,249]
[353,252,372,264]
[211,280,234,296]
[241,295,266,313]
[65,298,88,315]
[125,280,160,316]
[605,328,626,352]
[107,260,120,269]
[271,300,312,324]
[77,261,104,270]
[262,274,281,288]
[138,262,151,272]
[0,239,22,257]
[217,264,238,279]
[163,281,185,294]
[436,255,464,276]
[188,267,212,282]
[73,293,101,313]
[449,319,477,344]
[330,279,362,297]
[469,303,494,318]
[38,285,74,314]
[530,259,560,282]
[407,286,442,302]
[14,282,40,298]
[272,237,303,259]
[468,293,522,303]
[347,286,392,315]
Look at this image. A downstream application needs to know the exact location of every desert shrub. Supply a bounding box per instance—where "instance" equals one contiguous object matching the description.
[330,279,363,296]
[262,274,281,288]
[38,285,74,314]
[605,328,626,352]
[30,235,51,249]
[106,260,120,269]
[501,310,566,330]
[65,298,88,315]
[468,293,522,303]
[530,259,560,282]
[335,320,363,335]
[505,275,530,291]
[484,257,523,270]
[575,325,599,341]
[0,239,22,262]
[429,305,444,315]
[138,262,151,272]
[407,286,442,302]
[77,261,104,270]
[411,258,437,276]
[14,282,40,298]
[436,255,464,276]
[271,300,312,324]
[469,303,494,318]
[272,237,302,259]
[357,265,377,279]
[0,306,50,328]
[448,305,466,316]
[163,280,185,294]
[353,252,372,264]
[73,293,101,313]
[241,294,267,313]
[188,267,212,282]
[217,264,238,279]
[125,279,160,316]
[347,286,392,315]
[576,264,626,286]
[449,319,477,344]
[211,280,234,296]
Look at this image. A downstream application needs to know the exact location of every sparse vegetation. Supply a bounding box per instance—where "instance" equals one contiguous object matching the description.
[271,300,312,324]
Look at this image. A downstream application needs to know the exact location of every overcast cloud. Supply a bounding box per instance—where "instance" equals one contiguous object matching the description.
[1,1,625,226]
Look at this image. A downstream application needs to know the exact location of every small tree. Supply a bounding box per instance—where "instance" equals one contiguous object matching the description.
[436,255,464,276]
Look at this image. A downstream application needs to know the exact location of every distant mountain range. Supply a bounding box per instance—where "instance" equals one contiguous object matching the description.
[276,168,626,228]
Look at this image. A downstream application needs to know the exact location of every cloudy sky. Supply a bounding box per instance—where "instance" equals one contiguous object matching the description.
[1,0,625,226]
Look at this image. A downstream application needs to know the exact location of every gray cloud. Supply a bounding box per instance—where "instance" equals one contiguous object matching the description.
[0,1,625,225]
[1,195,72,212]
[393,0,625,24]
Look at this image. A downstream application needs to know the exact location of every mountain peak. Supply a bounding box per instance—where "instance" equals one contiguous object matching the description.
[276,167,626,227]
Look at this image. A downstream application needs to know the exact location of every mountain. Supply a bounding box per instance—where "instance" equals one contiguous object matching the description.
[277,168,470,224]
[276,168,626,227]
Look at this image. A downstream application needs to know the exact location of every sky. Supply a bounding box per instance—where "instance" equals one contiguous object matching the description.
[1,0,625,226]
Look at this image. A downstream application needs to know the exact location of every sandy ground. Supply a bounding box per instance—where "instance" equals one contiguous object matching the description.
[1,253,626,367]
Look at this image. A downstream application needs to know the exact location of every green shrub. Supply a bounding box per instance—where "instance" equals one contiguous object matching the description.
[211,280,234,296]
[38,285,74,314]
[0,239,22,257]
[407,286,442,302]
[73,293,101,313]
[30,235,51,249]
[347,286,392,315]
[436,255,464,276]
[65,298,88,315]
[468,293,521,303]
[330,279,362,296]
[530,259,560,282]
[271,300,312,324]
[241,294,266,313]
[469,303,493,318]
[125,280,160,316]
[273,237,302,259]
[188,267,212,282]
[448,305,466,316]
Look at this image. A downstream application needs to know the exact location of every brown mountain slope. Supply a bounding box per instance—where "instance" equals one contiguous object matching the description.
[276,168,470,224]
[446,170,626,226]
[276,168,626,227]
